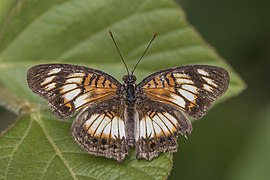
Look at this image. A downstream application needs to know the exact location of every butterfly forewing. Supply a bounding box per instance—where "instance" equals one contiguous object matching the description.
[27,64,120,118]
[135,99,192,160]
[138,65,229,119]
[72,99,128,162]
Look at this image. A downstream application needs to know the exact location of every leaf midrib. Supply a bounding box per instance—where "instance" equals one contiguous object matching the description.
[32,114,78,180]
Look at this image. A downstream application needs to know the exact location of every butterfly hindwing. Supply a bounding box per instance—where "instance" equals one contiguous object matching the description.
[27,64,120,118]
[71,98,128,162]
[138,65,229,119]
[135,99,192,160]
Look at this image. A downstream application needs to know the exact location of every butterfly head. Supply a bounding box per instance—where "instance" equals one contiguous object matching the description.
[122,75,137,83]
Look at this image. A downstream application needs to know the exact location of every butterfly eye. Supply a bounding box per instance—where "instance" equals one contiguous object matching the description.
[130,75,137,82]
[122,75,137,83]
[122,75,128,82]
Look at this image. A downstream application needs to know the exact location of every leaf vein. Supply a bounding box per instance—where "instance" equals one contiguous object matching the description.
[41,154,57,179]
[3,119,33,179]
[34,116,78,180]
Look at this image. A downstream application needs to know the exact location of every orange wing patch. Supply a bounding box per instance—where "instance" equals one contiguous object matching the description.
[60,73,118,111]
[142,73,199,112]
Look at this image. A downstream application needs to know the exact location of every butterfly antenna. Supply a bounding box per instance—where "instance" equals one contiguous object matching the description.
[109,30,130,75]
[131,32,158,75]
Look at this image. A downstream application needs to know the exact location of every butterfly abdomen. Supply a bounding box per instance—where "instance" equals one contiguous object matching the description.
[124,106,138,146]
[124,82,138,146]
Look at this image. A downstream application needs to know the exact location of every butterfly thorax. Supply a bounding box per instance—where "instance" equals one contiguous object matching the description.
[123,75,137,104]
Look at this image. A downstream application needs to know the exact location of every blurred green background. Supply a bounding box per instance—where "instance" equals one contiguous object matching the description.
[172,0,270,180]
[0,0,269,180]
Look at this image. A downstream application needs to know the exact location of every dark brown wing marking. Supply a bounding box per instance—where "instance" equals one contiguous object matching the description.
[27,64,120,118]
[138,65,229,119]
[135,99,192,160]
[71,99,128,162]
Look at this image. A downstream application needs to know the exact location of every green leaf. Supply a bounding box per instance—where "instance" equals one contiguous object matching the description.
[0,0,245,179]
[0,0,16,24]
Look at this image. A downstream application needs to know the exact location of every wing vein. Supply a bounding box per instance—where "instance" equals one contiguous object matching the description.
[156,113,173,136]
[160,110,178,130]
[152,120,166,137]
[93,115,106,136]
[146,91,185,111]
[149,114,157,138]
[100,120,111,138]
[87,114,102,132]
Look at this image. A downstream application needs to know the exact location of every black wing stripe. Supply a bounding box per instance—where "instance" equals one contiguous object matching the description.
[62,90,84,105]
[146,91,185,110]
[93,115,106,136]
[145,117,149,138]
[100,121,111,138]
[109,119,113,144]
[160,111,179,130]
[175,89,197,106]
[117,117,121,139]
[73,92,115,111]
[152,120,166,137]
[144,82,194,89]
[85,114,101,132]
[155,113,173,136]
[178,85,198,96]
[151,115,157,138]
[61,86,97,96]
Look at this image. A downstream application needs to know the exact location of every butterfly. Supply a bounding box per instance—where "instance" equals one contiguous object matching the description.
[27,32,229,162]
